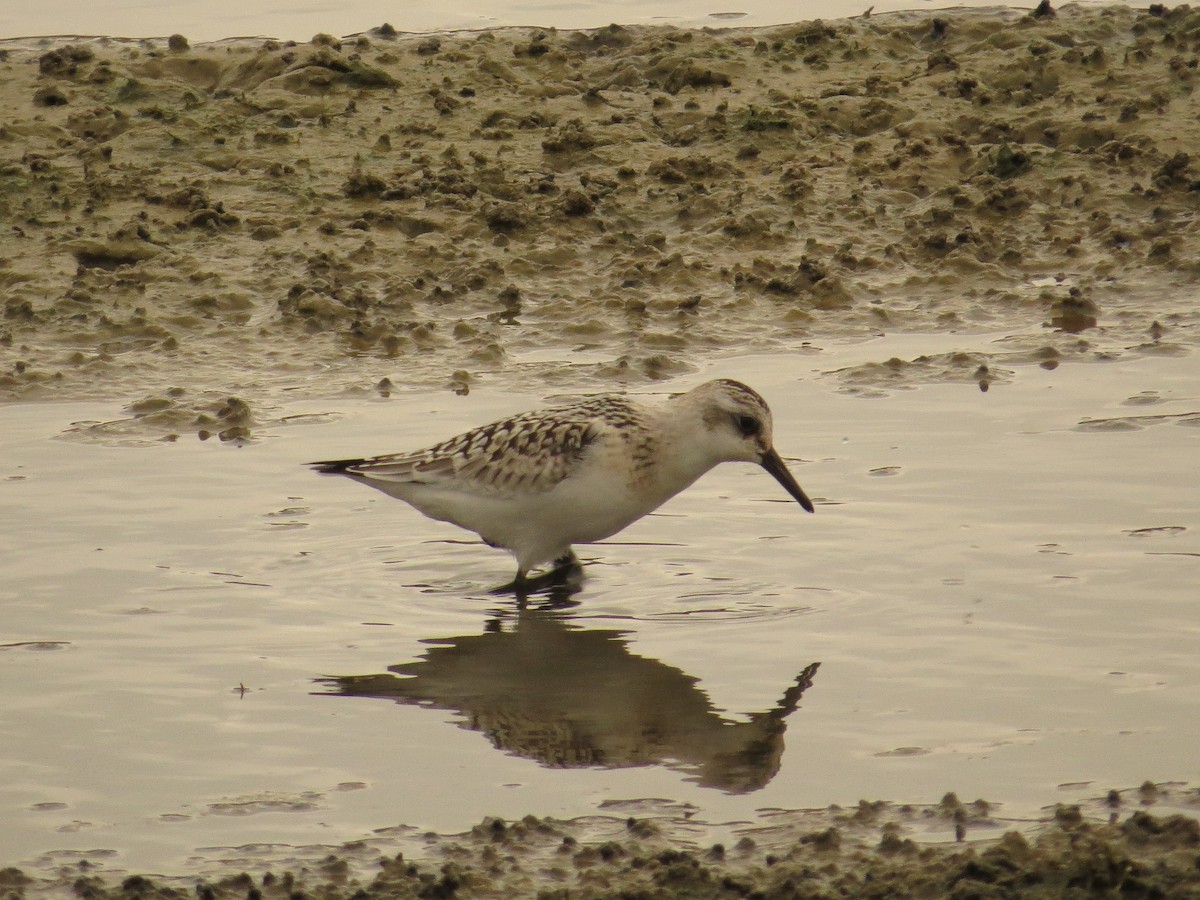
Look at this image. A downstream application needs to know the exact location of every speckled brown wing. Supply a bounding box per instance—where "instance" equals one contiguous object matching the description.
[311,401,622,496]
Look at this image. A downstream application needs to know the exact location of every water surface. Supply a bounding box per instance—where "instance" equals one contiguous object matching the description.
[2,338,1198,874]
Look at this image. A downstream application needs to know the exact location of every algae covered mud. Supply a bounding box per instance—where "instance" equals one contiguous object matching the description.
[2,3,1200,897]
[2,3,1199,418]
[6,797,1200,897]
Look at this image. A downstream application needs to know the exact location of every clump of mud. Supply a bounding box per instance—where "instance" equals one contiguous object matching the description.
[57,390,341,445]
[60,390,259,443]
[831,350,1010,395]
[6,788,1200,898]
[2,5,1199,418]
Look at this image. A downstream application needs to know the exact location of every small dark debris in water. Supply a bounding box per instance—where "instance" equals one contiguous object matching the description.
[1124,526,1186,537]
[0,641,70,651]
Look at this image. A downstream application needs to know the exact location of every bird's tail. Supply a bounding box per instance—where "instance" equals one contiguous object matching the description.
[307,458,366,474]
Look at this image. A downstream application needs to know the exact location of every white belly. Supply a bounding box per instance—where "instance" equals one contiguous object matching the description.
[354,438,714,572]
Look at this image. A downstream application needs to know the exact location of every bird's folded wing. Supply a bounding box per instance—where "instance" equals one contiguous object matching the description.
[342,412,598,496]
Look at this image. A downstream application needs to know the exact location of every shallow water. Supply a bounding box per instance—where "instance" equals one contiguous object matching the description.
[2,335,1198,875]
[3,0,1110,43]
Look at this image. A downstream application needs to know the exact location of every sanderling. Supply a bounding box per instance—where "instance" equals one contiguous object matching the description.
[309,379,813,591]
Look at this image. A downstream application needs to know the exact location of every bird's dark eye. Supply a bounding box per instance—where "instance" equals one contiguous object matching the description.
[735,414,759,437]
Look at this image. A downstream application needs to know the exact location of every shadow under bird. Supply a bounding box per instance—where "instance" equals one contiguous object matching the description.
[309,379,813,591]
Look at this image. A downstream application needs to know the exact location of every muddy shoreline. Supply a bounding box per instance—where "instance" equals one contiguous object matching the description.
[6,788,1200,897]
[3,4,1199,439]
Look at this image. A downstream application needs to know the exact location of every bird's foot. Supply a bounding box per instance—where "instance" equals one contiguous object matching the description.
[490,552,584,607]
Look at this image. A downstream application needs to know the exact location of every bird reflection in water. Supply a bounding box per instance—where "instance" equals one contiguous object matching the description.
[318,608,819,793]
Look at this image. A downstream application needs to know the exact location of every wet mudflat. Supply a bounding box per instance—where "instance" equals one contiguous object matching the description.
[3,4,1200,410]
[2,4,1200,896]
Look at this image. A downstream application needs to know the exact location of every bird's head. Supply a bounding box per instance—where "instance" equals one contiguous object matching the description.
[683,379,814,513]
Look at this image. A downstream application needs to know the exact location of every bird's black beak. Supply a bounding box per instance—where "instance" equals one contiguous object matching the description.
[761,448,814,513]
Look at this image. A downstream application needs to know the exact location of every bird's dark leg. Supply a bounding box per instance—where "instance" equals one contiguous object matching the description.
[550,550,580,575]
[490,569,530,600]
[514,575,531,610]
[489,550,584,603]
[538,551,584,607]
